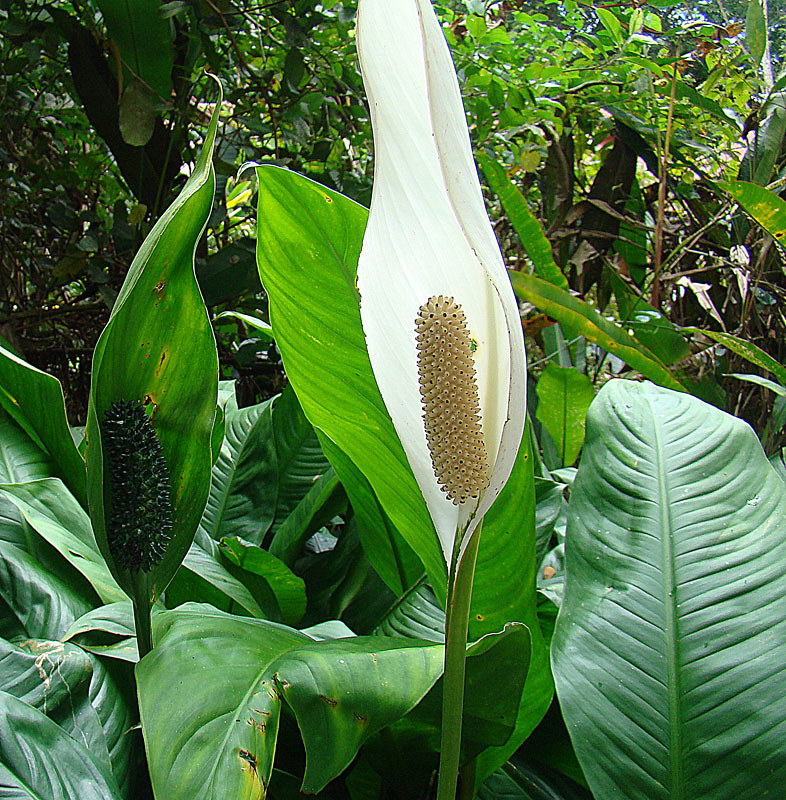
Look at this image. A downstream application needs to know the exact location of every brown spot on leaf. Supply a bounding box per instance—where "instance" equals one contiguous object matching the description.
[320,694,338,707]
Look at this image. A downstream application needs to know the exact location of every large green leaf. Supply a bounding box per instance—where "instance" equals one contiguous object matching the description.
[198,396,278,545]
[0,637,133,794]
[0,540,92,639]
[0,690,123,800]
[86,87,220,604]
[0,409,53,550]
[0,346,86,506]
[137,603,444,799]
[718,180,786,242]
[509,273,685,391]
[254,165,444,586]
[0,478,125,603]
[552,380,786,799]
[535,365,595,467]
[270,385,333,535]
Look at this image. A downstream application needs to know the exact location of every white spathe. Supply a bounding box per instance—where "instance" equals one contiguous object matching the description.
[356,0,526,564]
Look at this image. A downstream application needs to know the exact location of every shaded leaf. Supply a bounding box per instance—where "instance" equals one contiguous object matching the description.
[552,380,786,799]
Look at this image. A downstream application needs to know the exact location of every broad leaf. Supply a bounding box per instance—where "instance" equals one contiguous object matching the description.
[0,637,133,793]
[254,165,445,586]
[0,540,92,639]
[138,603,444,799]
[199,396,278,545]
[0,478,125,603]
[0,409,53,550]
[535,365,595,466]
[270,385,333,535]
[552,380,786,799]
[0,690,123,800]
[0,346,86,506]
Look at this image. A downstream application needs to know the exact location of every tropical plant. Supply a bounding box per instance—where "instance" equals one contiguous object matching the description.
[2,0,786,799]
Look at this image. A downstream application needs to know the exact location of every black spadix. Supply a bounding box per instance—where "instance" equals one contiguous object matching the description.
[102,399,173,572]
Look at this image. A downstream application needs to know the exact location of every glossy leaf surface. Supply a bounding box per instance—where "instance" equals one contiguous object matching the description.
[138,603,443,799]
[552,380,786,799]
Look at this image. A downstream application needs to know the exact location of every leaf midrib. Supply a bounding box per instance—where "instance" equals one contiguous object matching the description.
[651,403,684,798]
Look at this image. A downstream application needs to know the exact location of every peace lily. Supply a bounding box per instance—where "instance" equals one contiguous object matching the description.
[356,0,527,567]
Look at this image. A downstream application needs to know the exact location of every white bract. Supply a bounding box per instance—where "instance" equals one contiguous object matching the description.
[356,0,527,563]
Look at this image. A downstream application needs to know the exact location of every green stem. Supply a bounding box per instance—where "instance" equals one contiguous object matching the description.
[436,521,482,800]
[133,595,153,660]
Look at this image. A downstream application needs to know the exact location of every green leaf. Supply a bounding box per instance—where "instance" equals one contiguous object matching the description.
[318,435,423,595]
[596,7,622,42]
[0,690,123,800]
[138,603,444,799]
[746,0,767,66]
[167,537,265,617]
[63,601,140,661]
[86,87,220,604]
[717,180,786,243]
[477,153,568,290]
[95,0,173,100]
[510,272,684,391]
[218,536,307,625]
[266,467,346,566]
[0,346,86,506]
[0,478,125,603]
[684,327,786,386]
[374,581,444,641]
[1,637,93,711]
[535,365,595,467]
[199,396,278,546]
[0,540,92,639]
[270,386,333,535]
[0,409,53,551]
[552,380,786,799]
[254,165,444,586]
[0,637,133,793]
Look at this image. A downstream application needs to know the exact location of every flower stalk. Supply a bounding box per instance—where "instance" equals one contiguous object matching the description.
[355,0,527,795]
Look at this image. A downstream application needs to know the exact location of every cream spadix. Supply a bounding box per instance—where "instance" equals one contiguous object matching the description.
[356,0,526,564]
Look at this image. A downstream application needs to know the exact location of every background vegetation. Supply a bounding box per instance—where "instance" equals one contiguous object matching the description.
[1,0,784,446]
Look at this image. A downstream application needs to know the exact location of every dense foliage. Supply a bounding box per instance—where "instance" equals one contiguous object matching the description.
[1,0,785,798]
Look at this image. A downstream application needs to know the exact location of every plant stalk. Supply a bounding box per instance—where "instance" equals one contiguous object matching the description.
[436,521,482,800]
[133,594,153,660]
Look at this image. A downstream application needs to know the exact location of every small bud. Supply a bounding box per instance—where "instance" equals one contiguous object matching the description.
[415,296,490,504]
[102,400,172,572]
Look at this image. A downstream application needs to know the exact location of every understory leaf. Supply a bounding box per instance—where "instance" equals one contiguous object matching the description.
[552,380,786,799]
